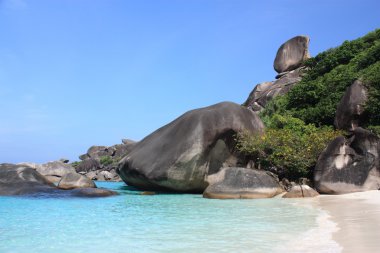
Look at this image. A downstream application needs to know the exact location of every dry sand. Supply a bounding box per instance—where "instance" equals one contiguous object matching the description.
[319,190,380,253]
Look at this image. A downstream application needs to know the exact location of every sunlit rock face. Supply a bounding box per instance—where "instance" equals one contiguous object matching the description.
[203,167,283,199]
[273,35,310,74]
[314,128,380,194]
[117,102,264,193]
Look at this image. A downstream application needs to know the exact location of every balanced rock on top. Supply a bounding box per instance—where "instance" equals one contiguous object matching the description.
[274,35,310,73]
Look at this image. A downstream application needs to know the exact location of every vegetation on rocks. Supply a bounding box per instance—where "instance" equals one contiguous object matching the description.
[237,29,380,180]
[262,29,380,128]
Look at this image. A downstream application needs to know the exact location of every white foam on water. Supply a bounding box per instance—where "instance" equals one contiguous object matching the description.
[275,200,342,253]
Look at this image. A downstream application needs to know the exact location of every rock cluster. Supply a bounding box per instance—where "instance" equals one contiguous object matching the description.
[0,163,117,197]
[244,36,310,112]
[76,140,136,181]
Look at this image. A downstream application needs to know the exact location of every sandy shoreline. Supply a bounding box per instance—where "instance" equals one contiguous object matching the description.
[319,190,380,253]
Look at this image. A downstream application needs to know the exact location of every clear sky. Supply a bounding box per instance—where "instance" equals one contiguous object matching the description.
[1,0,379,163]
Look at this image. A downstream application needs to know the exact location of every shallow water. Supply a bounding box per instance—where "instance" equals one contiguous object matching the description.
[0,182,336,253]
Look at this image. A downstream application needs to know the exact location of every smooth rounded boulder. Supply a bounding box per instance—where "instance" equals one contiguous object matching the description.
[314,128,380,194]
[58,172,96,190]
[203,167,283,199]
[0,163,56,195]
[274,36,310,73]
[282,185,319,198]
[117,102,264,192]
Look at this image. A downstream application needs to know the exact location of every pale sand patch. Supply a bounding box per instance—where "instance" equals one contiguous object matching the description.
[319,190,380,253]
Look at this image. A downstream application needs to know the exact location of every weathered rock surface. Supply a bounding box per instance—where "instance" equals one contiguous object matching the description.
[203,167,283,199]
[314,128,380,194]
[57,172,96,190]
[334,80,368,131]
[75,140,134,181]
[0,163,56,195]
[117,102,264,192]
[17,161,76,183]
[274,35,310,73]
[243,67,304,112]
[75,158,100,173]
[282,185,319,198]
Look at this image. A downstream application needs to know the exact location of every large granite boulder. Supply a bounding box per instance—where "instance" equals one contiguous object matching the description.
[0,163,56,195]
[314,128,380,194]
[57,172,96,190]
[243,68,303,112]
[282,185,319,198]
[117,102,264,192]
[18,161,76,183]
[334,80,368,131]
[274,35,310,73]
[203,167,283,199]
[37,161,76,183]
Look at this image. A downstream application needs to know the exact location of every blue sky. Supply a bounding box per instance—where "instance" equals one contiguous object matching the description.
[0,0,379,163]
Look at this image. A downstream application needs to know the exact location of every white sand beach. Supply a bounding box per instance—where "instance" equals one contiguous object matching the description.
[319,190,380,253]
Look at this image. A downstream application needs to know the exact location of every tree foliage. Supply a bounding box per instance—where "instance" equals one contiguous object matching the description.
[236,114,342,180]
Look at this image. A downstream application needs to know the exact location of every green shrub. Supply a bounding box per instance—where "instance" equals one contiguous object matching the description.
[99,156,113,166]
[236,115,343,179]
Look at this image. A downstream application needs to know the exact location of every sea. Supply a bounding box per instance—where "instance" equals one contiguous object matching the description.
[0,182,341,253]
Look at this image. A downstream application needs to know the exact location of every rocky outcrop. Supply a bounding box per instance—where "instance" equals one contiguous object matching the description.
[203,167,283,199]
[334,80,368,131]
[0,163,118,197]
[243,67,304,112]
[117,102,264,192]
[75,140,136,181]
[314,128,380,194]
[57,172,96,190]
[282,185,319,198]
[0,163,56,195]
[243,35,310,112]
[18,161,76,183]
[274,36,310,73]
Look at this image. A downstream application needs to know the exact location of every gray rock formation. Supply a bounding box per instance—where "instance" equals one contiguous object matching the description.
[274,36,310,73]
[117,102,264,192]
[243,68,304,112]
[0,163,56,195]
[57,172,96,190]
[79,146,115,160]
[18,161,76,183]
[334,80,368,131]
[75,158,100,173]
[203,167,283,199]
[314,128,380,194]
[282,185,319,198]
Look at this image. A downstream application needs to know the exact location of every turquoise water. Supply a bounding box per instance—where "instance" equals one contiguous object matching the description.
[0,182,324,253]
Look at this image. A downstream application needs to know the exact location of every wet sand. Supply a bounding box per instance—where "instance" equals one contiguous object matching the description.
[319,190,380,253]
